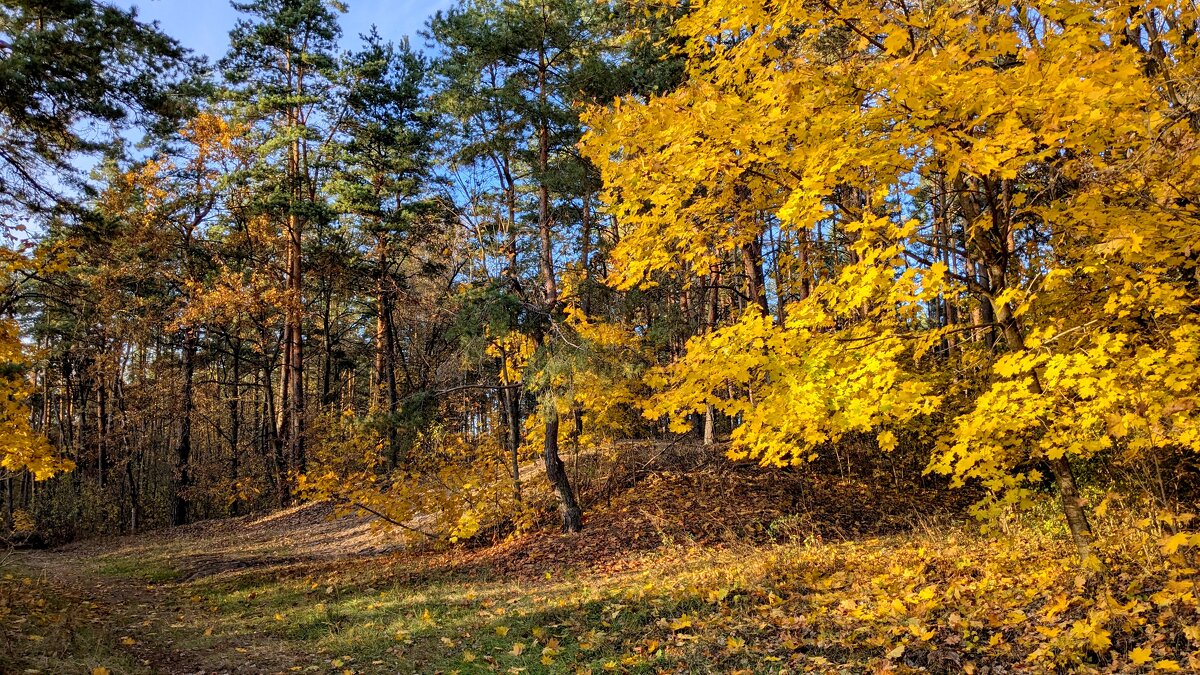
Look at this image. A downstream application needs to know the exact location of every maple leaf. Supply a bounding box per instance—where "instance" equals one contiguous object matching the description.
[1130,647,1153,665]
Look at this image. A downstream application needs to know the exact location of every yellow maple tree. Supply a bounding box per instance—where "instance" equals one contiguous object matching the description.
[583,0,1200,558]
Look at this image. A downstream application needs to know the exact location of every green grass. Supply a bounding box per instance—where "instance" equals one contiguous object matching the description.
[0,563,151,675]
[95,555,180,583]
[7,483,1197,673]
[81,516,1200,674]
[169,552,741,674]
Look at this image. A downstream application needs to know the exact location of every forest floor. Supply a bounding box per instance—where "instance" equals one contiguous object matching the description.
[2,446,1198,674]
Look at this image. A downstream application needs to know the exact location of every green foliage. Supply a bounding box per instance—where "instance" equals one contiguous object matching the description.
[0,0,201,216]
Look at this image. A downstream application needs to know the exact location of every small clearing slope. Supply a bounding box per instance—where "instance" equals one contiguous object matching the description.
[4,449,1197,674]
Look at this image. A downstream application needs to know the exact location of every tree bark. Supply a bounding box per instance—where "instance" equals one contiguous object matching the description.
[172,327,197,527]
[373,234,401,466]
[742,237,769,315]
[703,266,720,445]
[228,336,242,516]
[543,407,582,532]
[499,353,522,503]
[534,37,582,531]
[4,475,12,531]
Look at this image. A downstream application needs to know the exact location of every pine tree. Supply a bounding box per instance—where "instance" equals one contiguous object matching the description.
[331,30,436,465]
[220,0,343,496]
[0,0,200,217]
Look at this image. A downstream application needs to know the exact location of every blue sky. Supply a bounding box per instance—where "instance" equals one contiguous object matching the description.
[118,0,456,60]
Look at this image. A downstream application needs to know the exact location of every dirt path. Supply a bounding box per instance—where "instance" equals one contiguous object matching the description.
[5,458,561,674]
[18,550,233,674]
[13,502,410,674]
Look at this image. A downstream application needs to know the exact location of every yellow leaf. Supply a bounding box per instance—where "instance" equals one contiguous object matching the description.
[91,669,112,675]
[511,642,526,656]
[1130,647,1153,665]
[1161,532,1193,555]
[120,636,136,646]
[882,29,909,55]
[495,625,509,636]
[670,614,693,631]
[1155,661,1182,672]
[877,430,898,452]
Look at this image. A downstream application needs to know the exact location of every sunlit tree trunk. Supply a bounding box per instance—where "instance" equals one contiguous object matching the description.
[703,267,720,446]
[227,335,242,516]
[535,39,582,533]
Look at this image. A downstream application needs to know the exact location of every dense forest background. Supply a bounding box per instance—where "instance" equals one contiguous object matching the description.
[1,0,689,541]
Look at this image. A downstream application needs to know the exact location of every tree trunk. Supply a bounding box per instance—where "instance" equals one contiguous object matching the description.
[286,213,305,477]
[499,354,522,503]
[742,237,769,315]
[703,267,720,445]
[263,335,288,506]
[172,327,197,527]
[228,336,242,516]
[544,407,582,532]
[373,235,401,466]
[97,377,108,489]
[535,39,582,530]
[990,268,1093,560]
[580,191,593,316]
[321,284,334,407]
[4,475,12,531]
[125,456,139,533]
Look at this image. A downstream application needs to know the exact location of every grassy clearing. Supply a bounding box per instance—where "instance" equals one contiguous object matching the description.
[5,461,1199,673]
[63,514,1199,674]
[95,555,180,584]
